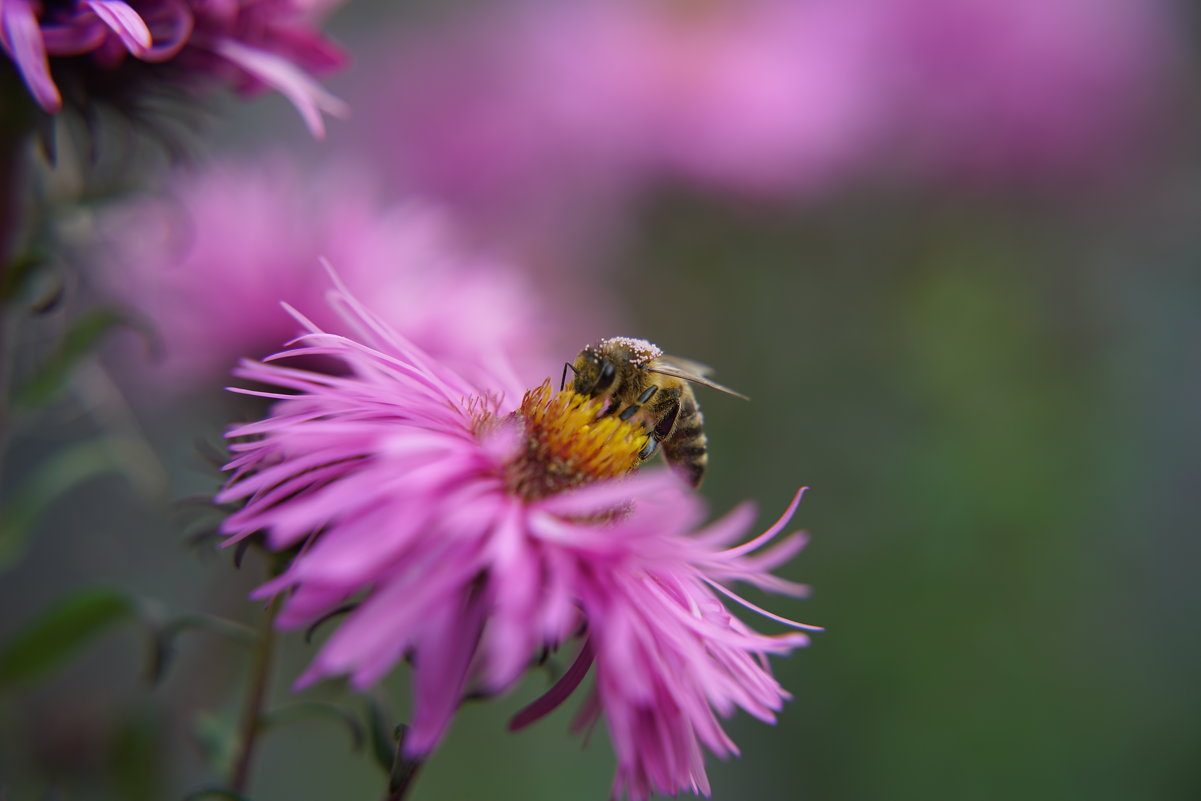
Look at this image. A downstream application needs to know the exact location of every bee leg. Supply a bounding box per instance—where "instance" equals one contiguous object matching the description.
[633,388,673,463]
[561,362,577,392]
[652,393,680,442]
[639,437,659,460]
[618,386,659,422]
[660,393,707,488]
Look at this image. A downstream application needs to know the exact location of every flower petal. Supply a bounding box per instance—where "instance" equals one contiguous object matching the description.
[211,38,348,139]
[84,0,151,56]
[508,640,595,731]
[1,0,62,112]
[139,0,193,63]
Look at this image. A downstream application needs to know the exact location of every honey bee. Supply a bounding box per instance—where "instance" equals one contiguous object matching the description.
[564,336,748,488]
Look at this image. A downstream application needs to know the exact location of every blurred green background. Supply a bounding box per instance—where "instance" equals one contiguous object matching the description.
[3,1,1201,800]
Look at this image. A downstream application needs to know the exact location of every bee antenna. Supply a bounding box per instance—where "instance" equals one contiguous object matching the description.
[561,361,578,391]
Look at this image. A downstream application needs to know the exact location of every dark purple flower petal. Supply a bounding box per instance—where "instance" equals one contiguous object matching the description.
[1,0,61,111]
[84,0,151,56]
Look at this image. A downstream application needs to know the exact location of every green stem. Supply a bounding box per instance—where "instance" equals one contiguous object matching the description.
[227,597,279,794]
[382,748,424,801]
[0,123,27,272]
[0,122,29,482]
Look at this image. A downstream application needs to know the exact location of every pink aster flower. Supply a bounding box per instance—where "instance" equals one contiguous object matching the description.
[217,281,817,799]
[866,0,1181,184]
[618,0,882,197]
[0,0,345,136]
[354,0,880,234]
[350,1,643,264]
[358,0,1181,214]
[89,154,590,394]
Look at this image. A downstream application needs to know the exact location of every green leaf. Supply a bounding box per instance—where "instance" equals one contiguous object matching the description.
[261,701,364,753]
[111,711,166,801]
[0,248,48,304]
[182,788,254,801]
[304,603,357,644]
[387,724,422,797]
[192,712,239,778]
[12,307,128,408]
[163,614,259,645]
[148,614,259,685]
[365,698,398,775]
[0,439,122,572]
[0,586,136,688]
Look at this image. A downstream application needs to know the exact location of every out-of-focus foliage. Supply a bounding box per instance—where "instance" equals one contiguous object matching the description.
[0,586,136,688]
[0,438,127,570]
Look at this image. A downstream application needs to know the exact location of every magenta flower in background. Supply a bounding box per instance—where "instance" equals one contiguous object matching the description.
[619,0,882,197]
[88,154,595,394]
[350,1,645,263]
[865,0,1181,184]
[355,0,1180,220]
[217,283,817,800]
[0,0,345,135]
[358,0,880,210]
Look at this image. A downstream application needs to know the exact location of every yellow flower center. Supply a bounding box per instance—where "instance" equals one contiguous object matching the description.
[504,380,649,501]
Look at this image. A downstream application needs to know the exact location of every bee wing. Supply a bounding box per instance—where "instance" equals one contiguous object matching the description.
[657,353,715,377]
[648,357,750,400]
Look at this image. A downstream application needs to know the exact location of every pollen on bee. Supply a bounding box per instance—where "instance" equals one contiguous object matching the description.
[504,379,649,500]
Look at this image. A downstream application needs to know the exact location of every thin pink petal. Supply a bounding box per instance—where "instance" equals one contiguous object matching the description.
[405,592,488,756]
[85,0,151,56]
[211,38,348,139]
[721,487,807,558]
[509,640,595,731]
[1,0,61,111]
[41,20,106,55]
[701,576,824,632]
[138,0,192,62]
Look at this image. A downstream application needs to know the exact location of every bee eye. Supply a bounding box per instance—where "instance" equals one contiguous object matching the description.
[594,360,617,393]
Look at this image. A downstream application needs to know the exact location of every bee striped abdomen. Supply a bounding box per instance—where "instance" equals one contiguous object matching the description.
[663,398,709,488]
[570,337,744,489]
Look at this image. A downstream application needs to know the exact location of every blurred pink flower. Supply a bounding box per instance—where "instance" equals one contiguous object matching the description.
[352,1,642,261]
[624,0,882,197]
[0,0,345,135]
[90,154,592,394]
[867,0,1181,184]
[217,284,816,799]
[356,0,881,221]
[358,0,1180,215]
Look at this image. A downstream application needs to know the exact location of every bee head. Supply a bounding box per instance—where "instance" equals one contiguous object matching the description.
[570,347,619,397]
